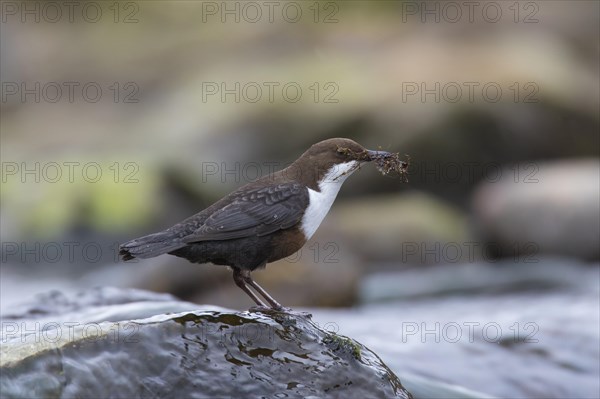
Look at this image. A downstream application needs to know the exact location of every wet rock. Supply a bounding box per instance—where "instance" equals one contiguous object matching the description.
[1,287,412,399]
[472,159,600,261]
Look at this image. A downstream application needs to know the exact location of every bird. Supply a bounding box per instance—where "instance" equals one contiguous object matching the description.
[119,138,392,310]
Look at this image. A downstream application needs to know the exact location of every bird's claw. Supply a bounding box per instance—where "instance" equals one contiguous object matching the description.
[249,305,293,314]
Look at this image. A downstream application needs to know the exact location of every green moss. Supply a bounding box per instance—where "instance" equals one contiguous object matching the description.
[323,333,362,361]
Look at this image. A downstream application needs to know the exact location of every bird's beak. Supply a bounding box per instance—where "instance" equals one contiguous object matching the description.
[365,149,392,161]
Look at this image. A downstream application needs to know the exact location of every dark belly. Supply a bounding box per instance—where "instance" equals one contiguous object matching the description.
[168,227,307,271]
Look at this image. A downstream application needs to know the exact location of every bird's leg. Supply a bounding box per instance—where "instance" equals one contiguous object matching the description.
[240,269,286,311]
[232,268,268,308]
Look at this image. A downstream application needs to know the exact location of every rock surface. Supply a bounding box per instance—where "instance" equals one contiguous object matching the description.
[1,287,412,399]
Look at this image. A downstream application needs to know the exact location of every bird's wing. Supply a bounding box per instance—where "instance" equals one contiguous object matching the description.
[182,183,308,242]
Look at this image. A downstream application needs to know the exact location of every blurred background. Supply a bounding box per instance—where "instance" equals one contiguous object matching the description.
[1,1,598,398]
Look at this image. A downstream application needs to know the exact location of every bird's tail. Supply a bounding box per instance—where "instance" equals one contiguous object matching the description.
[119,231,186,261]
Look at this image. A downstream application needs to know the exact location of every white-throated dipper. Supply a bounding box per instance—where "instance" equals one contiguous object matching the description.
[120,138,396,310]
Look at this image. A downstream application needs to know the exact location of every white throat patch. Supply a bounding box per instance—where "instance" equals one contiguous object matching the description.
[300,161,359,240]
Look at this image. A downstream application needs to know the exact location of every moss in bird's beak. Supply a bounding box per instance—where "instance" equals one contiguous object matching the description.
[337,146,410,181]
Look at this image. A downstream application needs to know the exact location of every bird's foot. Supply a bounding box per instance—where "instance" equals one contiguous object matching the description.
[248,306,312,320]
[271,303,293,312]
[248,305,272,313]
[295,311,313,318]
[249,305,292,314]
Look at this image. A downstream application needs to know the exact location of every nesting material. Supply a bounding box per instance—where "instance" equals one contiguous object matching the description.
[373,152,410,180]
[337,147,410,182]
